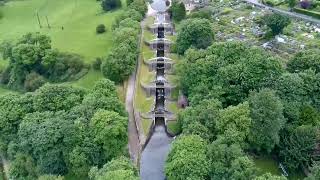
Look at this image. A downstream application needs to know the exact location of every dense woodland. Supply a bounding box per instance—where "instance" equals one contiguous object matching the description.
[0,0,146,179]
[165,5,320,179]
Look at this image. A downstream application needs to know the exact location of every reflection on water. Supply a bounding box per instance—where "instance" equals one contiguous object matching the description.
[150,0,169,12]
[140,121,173,180]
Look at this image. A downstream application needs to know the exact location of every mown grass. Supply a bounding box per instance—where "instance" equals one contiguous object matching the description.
[0,0,125,95]
[253,155,305,180]
[167,121,181,135]
[142,118,152,135]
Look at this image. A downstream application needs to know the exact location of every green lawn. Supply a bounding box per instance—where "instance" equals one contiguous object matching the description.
[167,121,181,135]
[0,0,125,94]
[0,0,123,62]
[253,156,305,180]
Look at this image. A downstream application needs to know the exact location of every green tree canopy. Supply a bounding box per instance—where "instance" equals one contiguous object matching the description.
[165,135,209,180]
[207,138,257,179]
[248,89,285,153]
[89,156,139,180]
[287,49,320,73]
[176,18,213,54]
[169,0,186,22]
[90,110,127,160]
[261,13,291,36]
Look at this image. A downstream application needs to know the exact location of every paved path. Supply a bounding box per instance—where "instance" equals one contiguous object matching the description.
[244,0,320,24]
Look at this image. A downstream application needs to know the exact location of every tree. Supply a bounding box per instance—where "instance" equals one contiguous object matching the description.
[96,24,106,34]
[165,135,209,180]
[0,93,32,153]
[279,125,318,171]
[176,18,213,54]
[248,89,285,153]
[178,98,222,140]
[24,72,46,91]
[287,49,320,73]
[32,84,85,112]
[101,43,137,83]
[128,0,147,17]
[101,0,121,11]
[216,102,252,145]
[207,138,257,179]
[305,164,320,180]
[89,156,139,180]
[254,173,287,180]
[18,111,76,174]
[287,0,297,9]
[90,110,127,160]
[261,13,291,36]
[9,153,38,180]
[177,42,284,106]
[169,0,186,22]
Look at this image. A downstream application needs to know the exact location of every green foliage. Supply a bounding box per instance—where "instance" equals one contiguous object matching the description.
[9,153,38,180]
[96,24,106,34]
[102,24,140,83]
[32,84,85,112]
[279,125,318,171]
[128,0,147,17]
[177,42,284,106]
[287,0,297,8]
[89,156,139,180]
[207,138,257,179]
[0,33,88,91]
[101,0,122,11]
[0,79,126,178]
[169,0,186,22]
[92,57,102,70]
[178,98,221,140]
[217,102,251,146]
[23,72,46,92]
[305,164,320,180]
[261,13,291,36]
[188,8,212,20]
[288,49,320,73]
[0,93,32,153]
[176,18,213,54]
[293,7,320,19]
[254,173,287,180]
[90,110,127,160]
[248,89,285,153]
[165,135,209,180]
[274,70,320,122]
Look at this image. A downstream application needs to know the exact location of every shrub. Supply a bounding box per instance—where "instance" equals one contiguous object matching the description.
[262,13,291,36]
[0,10,3,19]
[101,0,121,11]
[92,57,102,70]
[169,0,186,22]
[24,72,46,92]
[96,24,106,34]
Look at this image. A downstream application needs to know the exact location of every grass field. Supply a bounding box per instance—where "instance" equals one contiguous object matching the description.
[0,0,125,94]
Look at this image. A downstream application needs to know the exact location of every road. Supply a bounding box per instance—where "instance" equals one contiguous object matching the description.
[244,0,320,24]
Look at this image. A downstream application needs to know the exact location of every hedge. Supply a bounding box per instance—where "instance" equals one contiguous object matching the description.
[293,7,320,19]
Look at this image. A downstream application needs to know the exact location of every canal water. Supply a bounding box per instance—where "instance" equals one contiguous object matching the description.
[140,1,173,180]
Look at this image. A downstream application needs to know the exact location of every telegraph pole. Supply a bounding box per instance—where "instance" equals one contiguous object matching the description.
[46,16,51,29]
[36,12,42,28]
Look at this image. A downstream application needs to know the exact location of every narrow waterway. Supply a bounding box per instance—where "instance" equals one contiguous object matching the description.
[140,1,173,179]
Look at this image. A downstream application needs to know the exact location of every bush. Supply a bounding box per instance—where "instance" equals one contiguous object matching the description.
[300,0,311,9]
[188,9,212,20]
[293,7,320,18]
[96,24,106,34]
[262,13,291,36]
[92,57,102,70]
[101,0,121,11]
[169,1,186,22]
[24,72,46,92]
[0,10,3,19]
